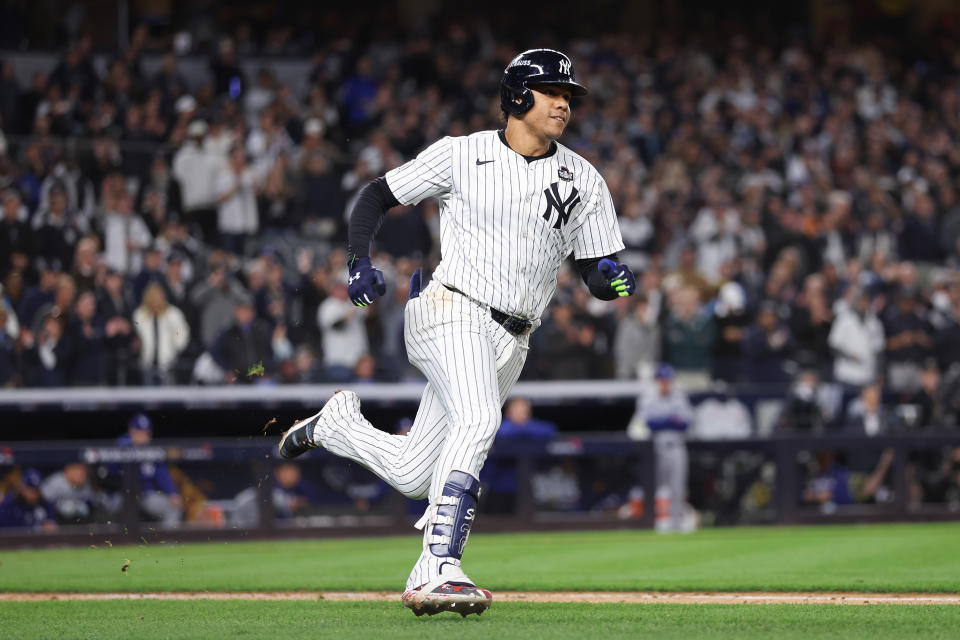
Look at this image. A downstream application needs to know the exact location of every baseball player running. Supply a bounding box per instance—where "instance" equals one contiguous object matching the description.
[279,49,636,616]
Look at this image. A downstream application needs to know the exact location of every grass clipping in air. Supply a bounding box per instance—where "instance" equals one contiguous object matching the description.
[246,361,265,379]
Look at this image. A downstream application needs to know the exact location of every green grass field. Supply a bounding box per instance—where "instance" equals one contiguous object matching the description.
[2,602,960,640]
[2,522,959,592]
[1,523,959,639]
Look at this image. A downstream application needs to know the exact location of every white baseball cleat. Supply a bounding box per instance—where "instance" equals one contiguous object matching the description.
[401,581,493,617]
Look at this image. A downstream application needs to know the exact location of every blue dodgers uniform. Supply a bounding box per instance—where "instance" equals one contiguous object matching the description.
[115,434,178,495]
[636,377,693,531]
[637,384,693,433]
[497,418,558,440]
[0,493,56,528]
[485,417,558,496]
[0,468,56,529]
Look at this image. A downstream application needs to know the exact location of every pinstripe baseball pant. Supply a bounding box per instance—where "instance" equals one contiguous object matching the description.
[316,280,528,584]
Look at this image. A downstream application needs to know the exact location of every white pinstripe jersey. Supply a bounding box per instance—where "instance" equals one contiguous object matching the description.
[385,129,625,320]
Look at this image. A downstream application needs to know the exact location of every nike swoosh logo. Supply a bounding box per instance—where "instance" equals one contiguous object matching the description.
[439,561,455,575]
[476,159,494,165]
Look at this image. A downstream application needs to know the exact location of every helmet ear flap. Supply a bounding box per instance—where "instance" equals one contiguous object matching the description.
[500,83,535,116]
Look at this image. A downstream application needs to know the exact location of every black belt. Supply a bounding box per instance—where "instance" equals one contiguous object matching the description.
[443,285,533,336]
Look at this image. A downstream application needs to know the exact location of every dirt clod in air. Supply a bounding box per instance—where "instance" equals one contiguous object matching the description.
[262,417,278,434]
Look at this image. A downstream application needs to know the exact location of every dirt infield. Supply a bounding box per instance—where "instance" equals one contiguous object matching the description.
[2,591,959,605]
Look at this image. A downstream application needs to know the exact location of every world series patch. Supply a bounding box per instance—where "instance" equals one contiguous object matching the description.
[558,166,574,182]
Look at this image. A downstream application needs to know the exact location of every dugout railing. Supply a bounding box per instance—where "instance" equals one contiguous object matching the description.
[1,432,958,548]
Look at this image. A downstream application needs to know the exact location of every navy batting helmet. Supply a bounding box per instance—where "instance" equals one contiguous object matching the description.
[500,49,588,116]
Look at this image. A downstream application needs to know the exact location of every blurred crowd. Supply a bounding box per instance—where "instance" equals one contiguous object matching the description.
[0,21,959,430]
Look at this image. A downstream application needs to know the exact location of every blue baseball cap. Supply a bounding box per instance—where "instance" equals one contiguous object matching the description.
[655,364,676,380]
[21,468,43,489]
[128,413,153,431]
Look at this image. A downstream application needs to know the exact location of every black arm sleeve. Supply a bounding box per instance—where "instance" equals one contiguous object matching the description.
[347,177,401,265]
[576,254,620,301]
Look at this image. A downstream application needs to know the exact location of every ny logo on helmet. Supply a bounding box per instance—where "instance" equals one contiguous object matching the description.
[542,182,581,229]
[559,59,571,75]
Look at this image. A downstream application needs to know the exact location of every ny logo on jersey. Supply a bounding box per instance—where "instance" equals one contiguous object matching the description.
[542,182,581,229]
[559,59,571,75]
